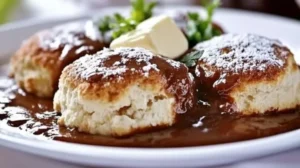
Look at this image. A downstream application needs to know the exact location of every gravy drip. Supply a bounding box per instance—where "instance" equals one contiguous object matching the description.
[67,48,195,114]
[38,21,107,68]
[1,64,300,147]
[193,34,288,93]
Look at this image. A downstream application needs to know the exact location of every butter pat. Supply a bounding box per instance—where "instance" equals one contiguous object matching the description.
[110,15,188,59]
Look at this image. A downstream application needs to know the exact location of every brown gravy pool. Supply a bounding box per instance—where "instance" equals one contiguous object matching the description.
[1,64,300,148]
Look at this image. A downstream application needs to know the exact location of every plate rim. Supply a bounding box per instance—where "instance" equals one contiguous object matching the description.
[0,128,300,167]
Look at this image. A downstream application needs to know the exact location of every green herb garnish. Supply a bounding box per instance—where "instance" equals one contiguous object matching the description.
[180,50,204,67]
[186,0,221,47]
[98,0,157,39]
[0,0,19,24]
[98,16,113,36]
[110,13,137,39]
[130,0,157,23]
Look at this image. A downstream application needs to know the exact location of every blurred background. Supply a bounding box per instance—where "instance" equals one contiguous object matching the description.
[1,0,300,25]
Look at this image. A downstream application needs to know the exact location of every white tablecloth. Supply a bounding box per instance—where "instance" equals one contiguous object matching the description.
[1,146,299,168]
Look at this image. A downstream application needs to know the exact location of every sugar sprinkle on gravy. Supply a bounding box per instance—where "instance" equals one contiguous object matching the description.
[38,21,105,61]
[71,47,183,80]
[194,34,286,73]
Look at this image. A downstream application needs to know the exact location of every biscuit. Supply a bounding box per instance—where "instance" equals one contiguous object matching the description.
[54,47,195,137]
[193,34,300,115]
[10,21,106,97]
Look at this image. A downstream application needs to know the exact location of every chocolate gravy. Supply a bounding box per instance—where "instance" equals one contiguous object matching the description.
[38,21,108,70]
[1,64,300,147]
[68,48,195,115]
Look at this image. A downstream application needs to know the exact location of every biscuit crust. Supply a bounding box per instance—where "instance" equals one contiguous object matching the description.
[10,21,106,97]
[54,47,195,136]
[193,34,300,114]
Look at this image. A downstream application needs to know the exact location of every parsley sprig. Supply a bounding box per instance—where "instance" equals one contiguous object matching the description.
[110,13,137,39]
[98,16,113,36]
[180,50,204,67]
[98,0,157,39]
[186,0,221,47]
[130,0,157,23]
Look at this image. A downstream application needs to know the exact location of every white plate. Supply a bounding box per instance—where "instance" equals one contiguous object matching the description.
[1,6,300,168]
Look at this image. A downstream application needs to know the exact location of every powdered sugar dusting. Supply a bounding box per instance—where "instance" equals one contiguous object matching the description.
[39,22,84,50]
[119,47,154,62]
[38,21,102,59]
[62,47,195,114]
[166,59,181,68]
[194,34,286,73]
[71,47,162,80]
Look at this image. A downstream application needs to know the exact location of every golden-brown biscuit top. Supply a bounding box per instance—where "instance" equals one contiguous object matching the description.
[62,47,195,114]
[194,34,296,92]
